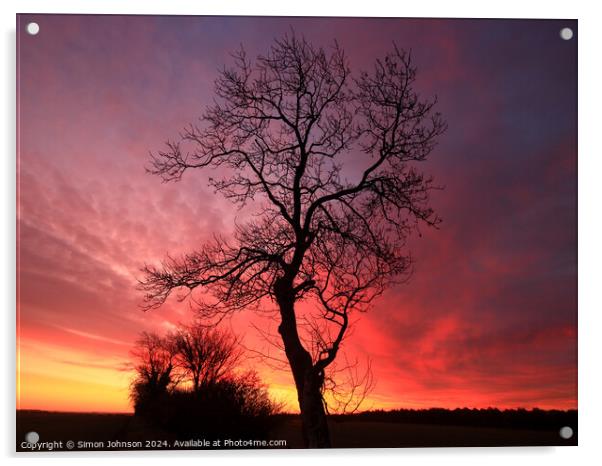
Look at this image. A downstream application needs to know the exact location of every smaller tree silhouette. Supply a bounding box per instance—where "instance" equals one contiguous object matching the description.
[130,331,178,414]
[172,323,241,392]
[129,324,281,440]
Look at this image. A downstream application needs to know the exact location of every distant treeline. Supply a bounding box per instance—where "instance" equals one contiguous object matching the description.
[325,407,577,431]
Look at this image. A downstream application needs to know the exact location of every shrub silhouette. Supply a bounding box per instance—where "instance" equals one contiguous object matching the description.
[130,324,281,440]
[157,373,281,440]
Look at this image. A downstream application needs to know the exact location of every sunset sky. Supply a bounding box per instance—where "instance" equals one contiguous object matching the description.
[17,15,577,413]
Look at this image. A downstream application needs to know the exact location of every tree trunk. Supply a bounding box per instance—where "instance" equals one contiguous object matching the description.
[193,373,199,393]
[274,279,332,448]
[299,369,331,448]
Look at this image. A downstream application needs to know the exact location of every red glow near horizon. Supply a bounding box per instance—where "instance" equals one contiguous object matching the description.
[17,15,577,413]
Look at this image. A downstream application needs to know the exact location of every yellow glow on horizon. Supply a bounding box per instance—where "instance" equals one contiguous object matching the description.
[17,335,576,414]
[267,384,299,412]
[18,337,133,413]
[19,372,132,413]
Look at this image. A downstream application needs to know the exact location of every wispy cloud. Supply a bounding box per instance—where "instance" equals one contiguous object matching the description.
[53,326,131,347]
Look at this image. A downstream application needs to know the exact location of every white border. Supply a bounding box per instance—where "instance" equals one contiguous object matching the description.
[2,1,602,465]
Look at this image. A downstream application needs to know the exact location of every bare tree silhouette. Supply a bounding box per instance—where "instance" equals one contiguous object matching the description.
[130,332,178,413]
[139,33,445,447]
[130,324,280,439]
[173,323,241,393]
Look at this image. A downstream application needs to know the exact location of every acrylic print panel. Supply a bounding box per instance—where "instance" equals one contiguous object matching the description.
[16,14,577,451]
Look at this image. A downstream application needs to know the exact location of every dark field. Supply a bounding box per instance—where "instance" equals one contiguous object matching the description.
[16,409,577,451]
